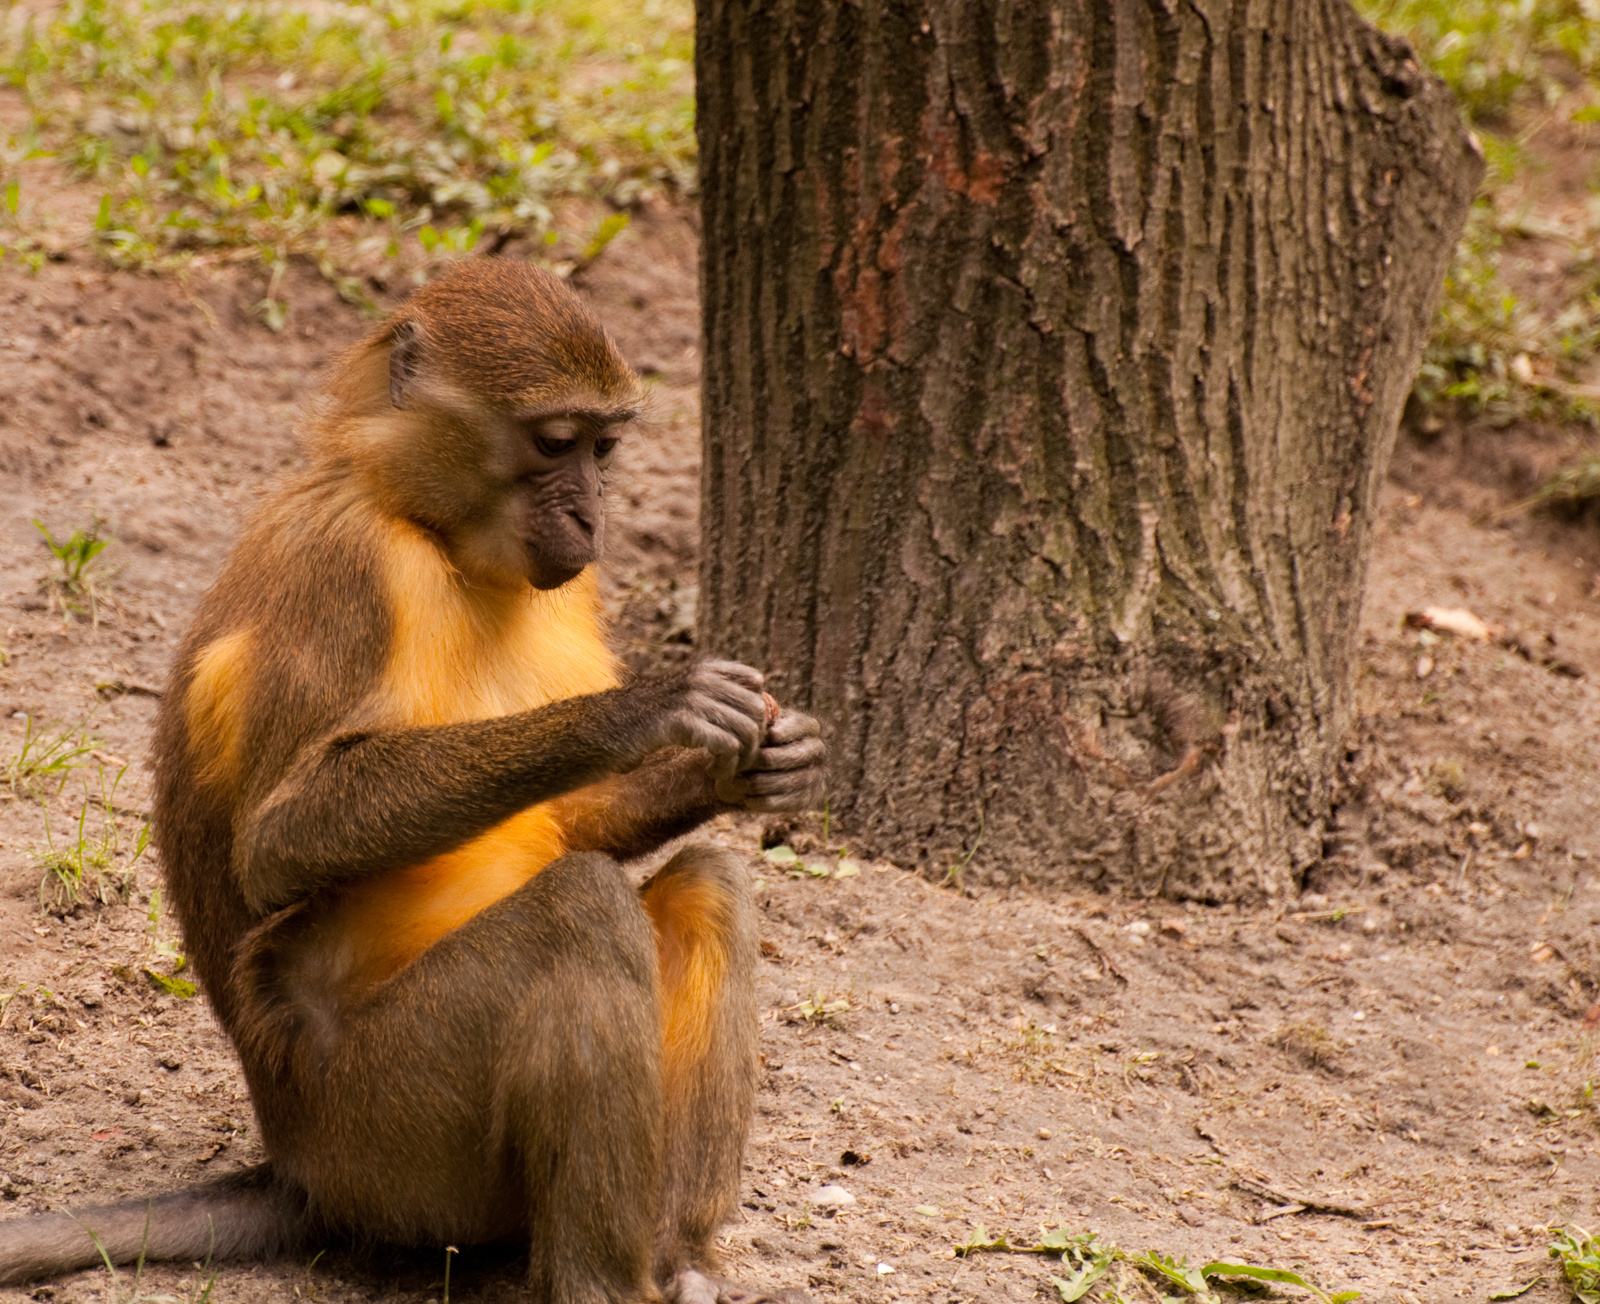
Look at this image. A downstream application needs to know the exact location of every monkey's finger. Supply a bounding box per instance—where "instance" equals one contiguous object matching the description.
[764,710,820,746]
[671,715,751,771]
[695,687,769,769]
[696,697,766,766]
[738,789,824,813]
[741,737,826,774]
[700,678,768,722]
[736,768,823,799]
[696,659,765,692]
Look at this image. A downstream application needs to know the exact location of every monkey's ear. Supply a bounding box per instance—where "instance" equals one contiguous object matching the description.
[389,320,424,410]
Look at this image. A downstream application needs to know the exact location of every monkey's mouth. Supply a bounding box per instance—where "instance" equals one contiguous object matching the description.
[523,536,597,591]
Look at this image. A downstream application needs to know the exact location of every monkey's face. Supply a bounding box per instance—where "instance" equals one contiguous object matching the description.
[374,307,640,594]
[451,412,622,592]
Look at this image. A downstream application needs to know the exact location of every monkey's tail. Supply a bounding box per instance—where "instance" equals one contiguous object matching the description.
[0,1164,310,1285]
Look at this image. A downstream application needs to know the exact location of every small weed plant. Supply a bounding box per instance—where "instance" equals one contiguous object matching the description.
[1550,1225,1600,1304]
[4,715,96,796]
[34,517,111,624]
[83,1207,218,1304]
[142,886,197,999]
[956,1224,1360,1302]
[35,763,147,913]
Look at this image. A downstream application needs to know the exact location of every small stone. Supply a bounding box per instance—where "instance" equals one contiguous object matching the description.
[1126,920,1151,936]
[811,1184,856,1209]
[1037,1127,1052,1139]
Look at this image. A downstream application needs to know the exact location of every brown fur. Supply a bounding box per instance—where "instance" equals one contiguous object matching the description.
[0,261,821,1304]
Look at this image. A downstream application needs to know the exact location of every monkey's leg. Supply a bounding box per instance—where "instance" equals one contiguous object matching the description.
[276,853,665,1304]
[639,846,760,1301]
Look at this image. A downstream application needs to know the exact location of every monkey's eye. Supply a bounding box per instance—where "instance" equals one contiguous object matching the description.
[594,436,619,459]
[534,432,578,458]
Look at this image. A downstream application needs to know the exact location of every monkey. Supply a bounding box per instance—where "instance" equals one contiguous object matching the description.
[0,259,826,1304]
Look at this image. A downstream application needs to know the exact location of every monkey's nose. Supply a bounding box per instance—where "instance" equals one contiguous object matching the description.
[566,508,596,537]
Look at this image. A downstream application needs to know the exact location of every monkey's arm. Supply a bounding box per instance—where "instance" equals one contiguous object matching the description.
[551,749,722,861]
[556,710,828,860]
[233,663,768,911]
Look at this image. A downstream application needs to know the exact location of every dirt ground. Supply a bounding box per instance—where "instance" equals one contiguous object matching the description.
[1,192,1599,1304]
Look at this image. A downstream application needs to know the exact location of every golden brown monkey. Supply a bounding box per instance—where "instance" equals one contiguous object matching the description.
[0,260,825,1304]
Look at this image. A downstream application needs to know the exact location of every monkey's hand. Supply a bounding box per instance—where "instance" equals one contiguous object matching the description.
[714,709,826,812]
[642,659,769,774]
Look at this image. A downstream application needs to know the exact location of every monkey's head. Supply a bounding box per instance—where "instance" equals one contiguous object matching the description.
[327,259,644,591]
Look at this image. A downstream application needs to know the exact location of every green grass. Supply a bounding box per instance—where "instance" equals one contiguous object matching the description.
[4,714,97,796]
[4,0,1598,512]
[1355,0,1600,123]
[0,0,692,306]
[34,761,147,913]
[1354,0,1600,508]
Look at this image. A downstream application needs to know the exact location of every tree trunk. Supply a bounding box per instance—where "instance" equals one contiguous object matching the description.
[696,1,1481,902]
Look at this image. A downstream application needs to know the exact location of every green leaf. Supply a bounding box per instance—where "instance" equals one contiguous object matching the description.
[1202,1263,1315,1288]
[1133,1250,1215,1299]
[1572,107,1600,122]
[255,297,288,332]
[1051,1259,1110,1302]
[1488,1280,1544,1302]
[3,180,17,216]
[955,1224,1013,1255]
[762,845,799,866]
[144,968,197,999]
[581,212,629,264]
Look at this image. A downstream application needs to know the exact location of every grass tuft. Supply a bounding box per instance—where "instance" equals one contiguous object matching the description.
[35,763,147,914]
[4,715,97,796]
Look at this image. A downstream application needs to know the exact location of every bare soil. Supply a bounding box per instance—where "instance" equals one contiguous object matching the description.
[0,207,1597,1304]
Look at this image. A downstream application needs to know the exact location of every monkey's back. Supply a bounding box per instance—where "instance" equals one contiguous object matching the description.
[152,470,392,1033]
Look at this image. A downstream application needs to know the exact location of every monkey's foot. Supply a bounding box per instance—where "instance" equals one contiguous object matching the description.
[665,1269,813,1304]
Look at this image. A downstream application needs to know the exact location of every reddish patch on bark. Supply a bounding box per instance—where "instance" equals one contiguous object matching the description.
[836,206,914,363]
[966,151,1007,204]
[836,232,885,361]
[851,376,896,441]
[921,108,1008,206]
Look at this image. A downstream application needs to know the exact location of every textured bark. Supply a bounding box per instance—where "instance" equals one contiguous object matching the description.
[696,1,1481,902]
